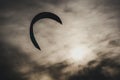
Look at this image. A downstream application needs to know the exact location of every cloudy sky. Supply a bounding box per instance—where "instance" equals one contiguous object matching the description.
[0,0,120,80]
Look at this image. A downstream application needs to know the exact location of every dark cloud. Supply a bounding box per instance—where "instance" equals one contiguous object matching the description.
[0,39,119,80]
[0,39,68,80]
[0,40,30,80]
[93,0,120,27]
[0,0,68,12]
[95,0,120,8]
[0,39,69,80]
[31,62,68,80]
[68,58,120,80]
[109,39,120,47]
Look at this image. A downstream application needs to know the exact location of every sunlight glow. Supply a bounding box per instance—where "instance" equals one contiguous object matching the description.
[69,46,95,64]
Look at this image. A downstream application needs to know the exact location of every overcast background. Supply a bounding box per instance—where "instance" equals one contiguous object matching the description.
[0,0,120,80]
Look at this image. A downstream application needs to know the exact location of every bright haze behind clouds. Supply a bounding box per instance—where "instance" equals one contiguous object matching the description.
[0,0,120,80]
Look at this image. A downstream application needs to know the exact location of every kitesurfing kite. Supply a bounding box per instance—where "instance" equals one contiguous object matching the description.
[30,12,62,50]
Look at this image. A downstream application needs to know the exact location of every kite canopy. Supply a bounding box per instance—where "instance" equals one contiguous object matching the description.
[30,12,62,50]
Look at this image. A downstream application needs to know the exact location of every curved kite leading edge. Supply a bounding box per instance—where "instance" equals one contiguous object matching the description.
[30,12,62,50]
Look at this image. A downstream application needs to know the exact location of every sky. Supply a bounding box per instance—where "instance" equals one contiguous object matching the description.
[0,0,120,80]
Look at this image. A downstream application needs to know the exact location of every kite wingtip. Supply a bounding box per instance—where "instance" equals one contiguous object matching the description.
[38,47,41,51]
[35,46,41,51]
[59,20,63,25]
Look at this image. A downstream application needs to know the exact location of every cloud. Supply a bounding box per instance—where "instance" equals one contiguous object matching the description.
[68,58,120,80]
[0,0,120,80]
[0,40,31,80]
[0,40,68,80]
[0,0,66,11]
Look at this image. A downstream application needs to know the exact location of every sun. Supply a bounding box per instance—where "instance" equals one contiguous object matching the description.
[68,46,95,65]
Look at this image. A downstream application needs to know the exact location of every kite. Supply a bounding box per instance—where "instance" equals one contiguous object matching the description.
[30,12,62,50]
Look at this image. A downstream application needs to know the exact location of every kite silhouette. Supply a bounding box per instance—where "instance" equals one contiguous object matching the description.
[30,12,62,50]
